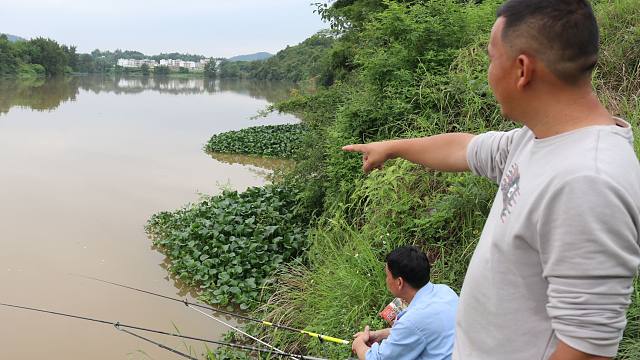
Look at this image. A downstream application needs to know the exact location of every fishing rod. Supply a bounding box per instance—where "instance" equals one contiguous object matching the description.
[115,325,199,360]
[75,274,350,346]
[0,302,328,360]
[185,304,295,359]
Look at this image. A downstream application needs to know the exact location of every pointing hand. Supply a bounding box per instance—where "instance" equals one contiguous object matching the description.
[342,142,390,173]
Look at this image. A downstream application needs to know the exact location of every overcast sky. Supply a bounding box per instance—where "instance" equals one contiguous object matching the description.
[0,0,328,58]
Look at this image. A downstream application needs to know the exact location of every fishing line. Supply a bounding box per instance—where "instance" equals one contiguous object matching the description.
[186,304,291,358]
[0,302,327,360]
[115,325,199,360]
[74,274,350,345]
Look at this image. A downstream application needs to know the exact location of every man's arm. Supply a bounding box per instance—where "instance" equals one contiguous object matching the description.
[353,328,391,346]
[539,175,640,358]
[353,337,370,360]
[372,328,391,341]
[549,340,610,360]
[352,319,427,360]
[342,133,475,173]
[352,325,371,360]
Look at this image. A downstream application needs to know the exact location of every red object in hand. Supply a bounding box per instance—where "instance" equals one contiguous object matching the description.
[379,298,407,326]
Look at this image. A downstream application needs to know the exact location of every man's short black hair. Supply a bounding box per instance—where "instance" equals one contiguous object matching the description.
[496,0,599,84]
[386,246,430,289]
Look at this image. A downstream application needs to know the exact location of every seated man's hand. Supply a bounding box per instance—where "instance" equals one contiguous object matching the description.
[354,327,386,346]
[352,325,371,355]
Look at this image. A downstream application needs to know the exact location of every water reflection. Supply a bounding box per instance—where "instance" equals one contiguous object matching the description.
[0,76,296,115]
[217,79,297,102]
[158,254,207,299]
[0,77,78,114]
[209,152,294,176]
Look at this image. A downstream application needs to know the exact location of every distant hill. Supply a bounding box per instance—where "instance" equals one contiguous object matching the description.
[228,52,273,62]
[1,33,26,42]
[218,31,334,82]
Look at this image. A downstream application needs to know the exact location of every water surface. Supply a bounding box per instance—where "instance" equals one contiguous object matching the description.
[0,76,297,359]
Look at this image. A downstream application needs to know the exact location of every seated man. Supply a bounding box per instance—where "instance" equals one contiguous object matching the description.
[352,246,458,360]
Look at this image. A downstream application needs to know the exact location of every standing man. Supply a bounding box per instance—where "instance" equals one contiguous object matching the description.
[343,1,640,359]
[352,246,458,360]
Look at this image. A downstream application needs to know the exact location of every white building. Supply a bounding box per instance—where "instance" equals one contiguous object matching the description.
[117,58,158,68]
[158,59,208,71]
[117,57,213,72]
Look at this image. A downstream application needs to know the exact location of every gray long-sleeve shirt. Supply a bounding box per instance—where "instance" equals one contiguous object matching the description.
[454,118,640,359]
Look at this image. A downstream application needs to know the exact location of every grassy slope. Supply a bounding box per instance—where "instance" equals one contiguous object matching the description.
[253,1,640,359]
[198,1,640,359]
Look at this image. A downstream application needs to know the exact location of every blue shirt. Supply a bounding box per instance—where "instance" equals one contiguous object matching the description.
[366,283,459,360]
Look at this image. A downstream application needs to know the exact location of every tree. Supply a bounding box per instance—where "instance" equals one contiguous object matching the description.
[20,37,69,76]
[154,65,170,76]
[0,35,19,76]
[314,0,389,32]
[204,60,217,78]
[218,60,241,78]
[216,30,335,82]
[62,45,78,71]
[94,56,111,73]
[150,52,205,62]
[141,63,150,76]
[76,53,96,73]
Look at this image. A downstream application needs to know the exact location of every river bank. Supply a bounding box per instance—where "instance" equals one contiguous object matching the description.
[148,1,640,359]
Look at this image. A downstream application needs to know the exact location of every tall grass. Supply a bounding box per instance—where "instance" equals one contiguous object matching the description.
[251,1,640,359]
[258,162,496,359]
[196,1,640,358]
[597,4,640,356]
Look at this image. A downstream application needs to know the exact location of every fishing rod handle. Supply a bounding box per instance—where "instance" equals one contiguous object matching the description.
[300,330,350,345]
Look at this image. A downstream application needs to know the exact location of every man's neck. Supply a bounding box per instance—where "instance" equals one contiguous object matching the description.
[402,288,419,305]
[518,87,613,139]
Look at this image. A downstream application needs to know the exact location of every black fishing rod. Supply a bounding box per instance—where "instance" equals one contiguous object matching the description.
[115,325,199,360]
[0,302,327,360]
[75,274,350,345]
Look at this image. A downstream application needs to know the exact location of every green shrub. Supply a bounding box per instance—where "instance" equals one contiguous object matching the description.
[257,161,495,358]
[250,1,640,358]
[148,1,640,358]
[146,184,309,310]
[17,63,46,79]
[205,124,307,159]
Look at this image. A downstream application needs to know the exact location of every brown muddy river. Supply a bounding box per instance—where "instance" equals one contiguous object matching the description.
[0,76,297,359]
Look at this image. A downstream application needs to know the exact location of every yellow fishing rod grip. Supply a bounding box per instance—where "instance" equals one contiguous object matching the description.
[261,321,348,345]
[300,330,350,345]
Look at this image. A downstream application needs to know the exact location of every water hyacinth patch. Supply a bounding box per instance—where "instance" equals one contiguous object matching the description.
[146,184,309,310]
[205,123,307,159]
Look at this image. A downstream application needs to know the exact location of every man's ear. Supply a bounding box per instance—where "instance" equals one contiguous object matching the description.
[516,54,534,90]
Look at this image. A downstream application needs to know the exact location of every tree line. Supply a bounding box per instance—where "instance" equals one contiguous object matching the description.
[0,35,77,77]
[0,30,335,81]
[216,30,335,82]
[0,34,217,78]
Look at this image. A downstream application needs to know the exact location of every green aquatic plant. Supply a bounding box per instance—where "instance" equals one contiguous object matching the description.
[148,1,640,359]
[205,124,307,159]
[247,0,640,359]
[146,184,309,310]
